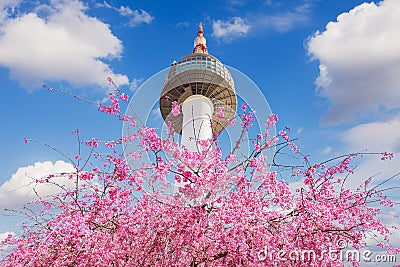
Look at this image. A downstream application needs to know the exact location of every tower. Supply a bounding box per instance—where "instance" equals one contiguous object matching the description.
[160,23,237,151]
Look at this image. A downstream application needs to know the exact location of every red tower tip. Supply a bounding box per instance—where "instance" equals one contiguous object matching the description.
[193,22,207,54]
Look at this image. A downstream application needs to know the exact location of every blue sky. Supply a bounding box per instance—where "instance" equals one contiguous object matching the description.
[1,0,400,262]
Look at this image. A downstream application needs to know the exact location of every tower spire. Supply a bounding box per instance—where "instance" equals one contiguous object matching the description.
[193,22,208,54]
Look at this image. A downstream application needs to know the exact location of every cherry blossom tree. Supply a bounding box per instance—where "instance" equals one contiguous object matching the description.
[1,82,399,266]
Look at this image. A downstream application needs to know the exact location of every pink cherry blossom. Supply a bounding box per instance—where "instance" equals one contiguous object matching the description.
[216,106,224,119]
[119,93,129,102]
[171,101,180,116]
[2,85,398,267]
[266,113,278,127]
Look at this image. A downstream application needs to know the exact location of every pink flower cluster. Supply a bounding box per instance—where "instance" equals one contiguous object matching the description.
[171,101,180,116]
[3,85,398,267]
[216,106,224,119]
[85,138,99,147]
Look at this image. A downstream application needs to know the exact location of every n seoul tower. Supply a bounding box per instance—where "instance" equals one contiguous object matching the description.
[160,23,237,151]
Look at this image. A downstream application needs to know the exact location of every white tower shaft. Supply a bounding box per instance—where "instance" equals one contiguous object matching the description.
[181,95,213,152]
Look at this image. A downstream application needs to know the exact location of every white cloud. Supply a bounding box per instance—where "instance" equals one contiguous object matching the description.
[212,3,311,41]
[343,119,400,153]
[212,17,251,41]
[175,21,189,28]
[322,146,332,154]
[0,0,21,24]
[96,2,154,27]
[0,0,20,10]
[0,161,75,208]
[118,6,133,16]
[257,3,311,33]
[129,9,154,27]
[130,77,143,92]
[98,96,110,104]
[118,6,154,27]
[0,0,129,89]
[94,1,112,9]
[0,231,15,241]
[307,0,400,124]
